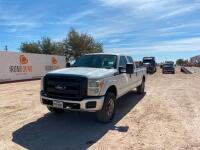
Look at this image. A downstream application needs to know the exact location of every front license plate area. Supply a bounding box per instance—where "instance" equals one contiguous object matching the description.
[53,101,63,109]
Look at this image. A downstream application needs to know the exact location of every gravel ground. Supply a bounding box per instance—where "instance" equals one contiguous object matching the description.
[0,68,200,150]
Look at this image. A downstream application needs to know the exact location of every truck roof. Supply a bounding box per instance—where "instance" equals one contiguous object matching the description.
[85,53,129,57]
[143,57,155,59]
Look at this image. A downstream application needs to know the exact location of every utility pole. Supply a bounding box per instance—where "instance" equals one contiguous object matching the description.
[5,45,8,52]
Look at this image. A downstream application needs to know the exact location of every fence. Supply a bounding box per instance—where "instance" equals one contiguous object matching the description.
[0,51,66,83]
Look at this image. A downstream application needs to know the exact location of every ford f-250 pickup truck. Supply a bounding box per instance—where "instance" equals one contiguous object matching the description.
[40,53,147,123]
[162,62,175,74]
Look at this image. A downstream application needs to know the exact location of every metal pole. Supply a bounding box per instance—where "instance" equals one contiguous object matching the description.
[5,45,8,52]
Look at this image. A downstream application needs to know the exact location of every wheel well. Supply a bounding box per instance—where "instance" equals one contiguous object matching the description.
[106,85,117,97]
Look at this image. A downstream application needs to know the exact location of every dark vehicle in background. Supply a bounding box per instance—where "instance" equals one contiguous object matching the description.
[160,63,163,69]
[143,57,157,74]
[162,62,175,74]
[165,61,174,65]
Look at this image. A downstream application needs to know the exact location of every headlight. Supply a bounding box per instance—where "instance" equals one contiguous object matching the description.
[88,79,104,88]
[88,79,104,96]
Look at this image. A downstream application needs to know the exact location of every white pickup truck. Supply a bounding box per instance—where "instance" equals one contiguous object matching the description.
[41,53,146,123]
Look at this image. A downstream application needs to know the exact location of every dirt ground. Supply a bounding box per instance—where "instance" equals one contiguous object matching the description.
[0,68,200,150]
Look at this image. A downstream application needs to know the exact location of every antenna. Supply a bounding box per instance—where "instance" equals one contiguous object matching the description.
[5,45,8,52]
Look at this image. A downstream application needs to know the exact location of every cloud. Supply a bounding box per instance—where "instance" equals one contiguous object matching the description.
[0,2,42,33]
[158,3,200,19]
[1,21,39,28]
[109,39,122,43]
[89,0,200,57]
[98,0,175,15]
[88,25,133,38]
[1,0,200,61]
[97,0,200,19]
[104,37,200,54]
[1,21,41,33]
[157,22,200,32]
[98,0,167,8]
[51,10,94,25]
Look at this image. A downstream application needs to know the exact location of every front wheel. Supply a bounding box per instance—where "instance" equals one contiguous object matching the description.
[137,79,145,94]
[96,92,116,123]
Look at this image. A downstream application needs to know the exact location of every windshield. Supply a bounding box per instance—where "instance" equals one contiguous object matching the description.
[163,63,173,67]
[165,61,174,65]
[73,54,117,69]
[143,59,153,64]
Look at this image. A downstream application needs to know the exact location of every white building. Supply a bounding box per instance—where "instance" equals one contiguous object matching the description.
[190,55,200,65]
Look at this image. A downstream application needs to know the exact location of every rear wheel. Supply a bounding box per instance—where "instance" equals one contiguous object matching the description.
[137,79,145,94]
[47,106,64,113]
[96,92,116,123]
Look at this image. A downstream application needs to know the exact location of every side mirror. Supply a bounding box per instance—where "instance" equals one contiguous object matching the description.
[126,63,134,74]
[66,62,71,68]
[119,66,126,74]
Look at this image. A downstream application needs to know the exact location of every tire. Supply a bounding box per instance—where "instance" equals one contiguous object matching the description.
[96,92,116,123]
[47,106,64,113]
[137,79,145,94]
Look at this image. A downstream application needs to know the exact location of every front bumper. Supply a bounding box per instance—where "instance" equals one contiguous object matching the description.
[40,95,105,112]
[147,67,155,73]
[163,69,175,73]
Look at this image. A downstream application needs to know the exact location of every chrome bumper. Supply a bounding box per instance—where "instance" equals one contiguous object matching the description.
[40,96,104,112]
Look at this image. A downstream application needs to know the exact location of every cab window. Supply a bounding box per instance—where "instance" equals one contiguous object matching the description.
[127,56,133,63]
[127,56,136,69]
[119,56,127,68]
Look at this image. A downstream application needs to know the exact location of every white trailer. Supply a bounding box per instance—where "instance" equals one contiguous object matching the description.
[0,51,66,83]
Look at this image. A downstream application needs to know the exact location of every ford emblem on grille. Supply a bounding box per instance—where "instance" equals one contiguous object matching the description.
[55,84,66,90]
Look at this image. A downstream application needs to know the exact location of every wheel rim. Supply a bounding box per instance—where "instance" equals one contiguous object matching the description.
[106,98,114,117]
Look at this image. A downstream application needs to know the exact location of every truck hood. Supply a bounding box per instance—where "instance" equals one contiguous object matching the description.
[48,67,117,79]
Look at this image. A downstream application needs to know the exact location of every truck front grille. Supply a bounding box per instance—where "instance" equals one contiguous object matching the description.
[164,67,174,70]
[43,74,87,101]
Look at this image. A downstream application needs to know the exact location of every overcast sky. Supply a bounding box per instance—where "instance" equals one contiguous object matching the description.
[0,0,200,62]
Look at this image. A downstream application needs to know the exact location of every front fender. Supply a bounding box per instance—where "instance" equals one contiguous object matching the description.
[99,77,118,96]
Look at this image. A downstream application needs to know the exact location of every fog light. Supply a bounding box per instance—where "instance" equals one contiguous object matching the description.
[86,101,96,109]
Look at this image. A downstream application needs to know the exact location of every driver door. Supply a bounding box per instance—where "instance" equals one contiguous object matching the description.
[116,56,130,97]
[127,56,140,88]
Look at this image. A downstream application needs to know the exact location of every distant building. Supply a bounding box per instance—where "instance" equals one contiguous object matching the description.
[190,55,200,65]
